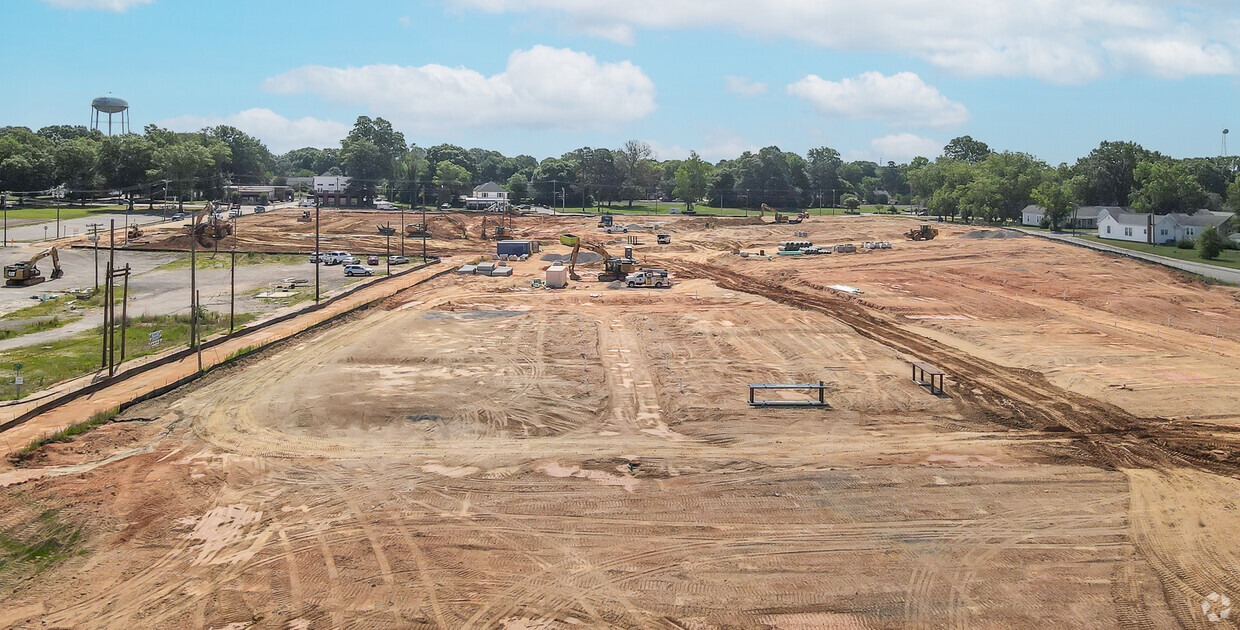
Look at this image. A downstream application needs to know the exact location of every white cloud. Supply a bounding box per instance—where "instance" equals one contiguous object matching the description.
[846,133,942,163]
[445,0,1240,83]
[787,71,969,129]
[41,0,150,10]
[1104,35,1237,79]
[724,75,767,97]
[398,16,411,27]
[262,46,655,133]
[157,108,350,153]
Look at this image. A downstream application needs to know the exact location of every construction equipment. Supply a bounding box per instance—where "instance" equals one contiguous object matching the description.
[905,224,940,241]
[184,201,233,246]
[439,214,469,239]
[559,233,637,282]
[625,269,672,289]
[787,211,810,225]
[657,234,671,244]
[407,214,469,239]
[5,247,63,286]
[479,216,510,240]
[598,214,614,228]
[126,224,143,239]
[760,203,790,224]
[297,210,312,223]
[406,222,429,238]
[377,223,396,236]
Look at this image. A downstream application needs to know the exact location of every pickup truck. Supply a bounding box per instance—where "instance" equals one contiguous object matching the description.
[625,269,672,289]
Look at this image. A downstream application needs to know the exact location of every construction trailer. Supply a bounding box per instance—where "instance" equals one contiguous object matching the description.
[497,240,540,257]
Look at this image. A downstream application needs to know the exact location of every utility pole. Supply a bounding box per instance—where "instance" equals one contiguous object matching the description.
[421,201,427,262]
[551,179,556,216]
[229,248,236,331]
[190,205,198,370]
[118,264,129,365]
[386,232,391,276]
[400,205,405,256]
[195,290,202,372]
[314,196,320,303]
[1,193,6,247]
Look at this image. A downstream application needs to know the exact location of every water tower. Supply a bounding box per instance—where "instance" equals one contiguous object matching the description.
[90,96,130,135]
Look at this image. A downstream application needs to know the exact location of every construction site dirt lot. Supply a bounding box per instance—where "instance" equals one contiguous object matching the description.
[2,214,1239,629]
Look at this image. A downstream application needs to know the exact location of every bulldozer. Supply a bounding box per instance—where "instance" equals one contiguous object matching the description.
[377,223,397,236]
[905,224,939,241]
[559,233,636,282]
[4,246,63,287]
[297,210,312,223]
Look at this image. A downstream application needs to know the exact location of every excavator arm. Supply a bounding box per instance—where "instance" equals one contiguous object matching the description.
[561,233,619,281]
[4,246,62,285]
[438,214,469,239]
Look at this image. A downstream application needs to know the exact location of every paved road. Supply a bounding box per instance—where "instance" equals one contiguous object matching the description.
[1016,229,1240,284]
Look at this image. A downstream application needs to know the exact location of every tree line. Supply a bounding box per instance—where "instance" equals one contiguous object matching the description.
[2,117,1239,230]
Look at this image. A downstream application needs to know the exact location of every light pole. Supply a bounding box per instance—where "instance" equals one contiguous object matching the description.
[314,195,320,303]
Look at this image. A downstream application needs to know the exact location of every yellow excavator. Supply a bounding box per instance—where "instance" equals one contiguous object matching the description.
[479,216,511,240]
[559,234,637,282]
[760,203,789,224]
[184,202,233,246]
[4,246,63,286]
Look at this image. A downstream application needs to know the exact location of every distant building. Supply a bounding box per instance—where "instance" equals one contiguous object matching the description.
[1097,208,1229,244]
[465,182,509,210]
[1153,211,1230,245]
[225,185,292,205]
[1021,205,1118,229]
[311,175,372,208]
[313,176,350,192]
[1097,208,1151,243]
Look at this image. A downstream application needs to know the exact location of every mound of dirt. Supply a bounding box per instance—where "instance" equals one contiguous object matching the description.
[542,252,603,263]
[960,229,1026,239]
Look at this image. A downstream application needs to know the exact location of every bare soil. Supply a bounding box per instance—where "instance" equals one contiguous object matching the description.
[1,214,1238,629]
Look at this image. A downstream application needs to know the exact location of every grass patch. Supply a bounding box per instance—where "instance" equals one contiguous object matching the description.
[1077,235,1240,270]
[155,252,309,271]
[0,311,255,400]
[0,509,86,574]
[0,316,69,341]
[16,408,119,458]
[0,205,141,222]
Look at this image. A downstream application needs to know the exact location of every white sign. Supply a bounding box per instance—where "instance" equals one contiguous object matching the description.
[149,330,162,349]
[14,376,23,385]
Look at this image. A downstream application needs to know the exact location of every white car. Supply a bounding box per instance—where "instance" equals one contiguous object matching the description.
[228,209,243,218]
[343,265,374,277]
[318,251,356,266]
[299,199,314,207]
[388,255,410,265]
[253,205,266,213]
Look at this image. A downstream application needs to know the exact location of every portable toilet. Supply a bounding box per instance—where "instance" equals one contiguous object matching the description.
[545,265,568,289]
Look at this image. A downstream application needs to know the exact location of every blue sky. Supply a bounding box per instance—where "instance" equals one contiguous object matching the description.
[2,0,1238,164]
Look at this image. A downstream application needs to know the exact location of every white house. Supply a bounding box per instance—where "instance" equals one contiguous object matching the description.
[313,176,350,192]
[1021,205,1120,229]
[465,182,510,210]
[1152,211,1230,245]
[1097,208,1151,243]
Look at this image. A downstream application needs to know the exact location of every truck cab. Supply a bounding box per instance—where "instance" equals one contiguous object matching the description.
[625,269,672,289]
[657,234,671,244]
[598,214,614,228]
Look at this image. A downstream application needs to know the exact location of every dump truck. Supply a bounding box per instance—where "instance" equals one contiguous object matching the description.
[4,246,63,286]
[905,225,939,241]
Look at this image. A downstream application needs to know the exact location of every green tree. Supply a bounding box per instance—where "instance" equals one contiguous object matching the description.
[673,151,713,210]
[1225,172,1240,214]
[342,139,386,197]
[433,160,471,206]
[1130,160,1206,214]
[52,137,99,198]
[506,173,529,202]
[98,134,153,190]
[153,142,215,206]
[1071,141,1161,206]
[943,136,992,163]
[841,193,860,210]
[1198,226,1226,260]
[1031,179,1078,230]
[205,126,273,182]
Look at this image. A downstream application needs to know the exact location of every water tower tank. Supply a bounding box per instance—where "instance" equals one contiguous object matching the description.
[90,96,130,135]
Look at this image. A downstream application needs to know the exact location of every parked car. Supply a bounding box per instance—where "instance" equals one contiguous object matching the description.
[253,205,266,213]
[367,255,379,265]
[228,209,243,218]
[308,252,322,263]
[320,251,355,266]
[440,203,450,210]
[604,225,628,234]
[170,213,184,221]
[388,255,410,265]
[299,199,314,207]
[230,202,241,210]
[375,202,397,210]
[343,265,374,277]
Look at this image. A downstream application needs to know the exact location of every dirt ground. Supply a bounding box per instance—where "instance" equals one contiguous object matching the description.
[1,214,1239,629]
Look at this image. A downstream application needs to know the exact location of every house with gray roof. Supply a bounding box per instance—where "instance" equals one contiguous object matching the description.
[1022,205,1120,229]
[1153,211,1230,245]
[465,181,510,210]
[1097,208,1152,243]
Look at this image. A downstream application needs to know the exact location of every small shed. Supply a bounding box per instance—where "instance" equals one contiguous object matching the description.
[497,240,540,257]
[545,265,568,288]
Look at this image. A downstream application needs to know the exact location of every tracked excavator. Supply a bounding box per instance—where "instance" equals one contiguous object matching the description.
[479,216,510,240]
[184,201,233,247]
[377,223,397,236]
[559,233,637,282]
[760,204,790,224]
[4,247,63,286]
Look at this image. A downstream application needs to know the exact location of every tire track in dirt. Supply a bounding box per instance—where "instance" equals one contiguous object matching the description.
[667,260,1240,478]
